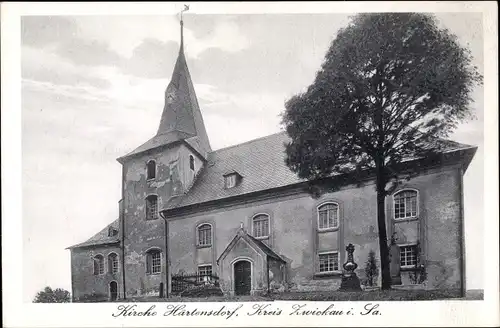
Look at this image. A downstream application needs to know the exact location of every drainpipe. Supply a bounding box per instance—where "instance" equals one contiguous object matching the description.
[120,193,126,299]
[160,211,169,298]
[266,256,270,295]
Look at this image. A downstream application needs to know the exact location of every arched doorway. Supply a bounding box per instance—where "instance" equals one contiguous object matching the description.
[109,281,118,301]
[234,260,251,295]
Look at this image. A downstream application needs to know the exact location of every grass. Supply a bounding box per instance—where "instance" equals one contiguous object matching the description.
[124,288,478,302]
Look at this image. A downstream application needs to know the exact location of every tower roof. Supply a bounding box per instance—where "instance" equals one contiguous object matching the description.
[118,16,211,163]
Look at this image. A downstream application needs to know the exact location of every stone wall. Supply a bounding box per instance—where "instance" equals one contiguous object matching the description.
[168,164,463,292]
[70,244,121,301]
[121,143,203,298]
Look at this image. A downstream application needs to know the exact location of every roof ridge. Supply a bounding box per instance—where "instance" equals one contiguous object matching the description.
[211,130,287,153]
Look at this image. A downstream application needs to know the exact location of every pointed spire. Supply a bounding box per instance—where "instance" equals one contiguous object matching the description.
[155,6,212,157]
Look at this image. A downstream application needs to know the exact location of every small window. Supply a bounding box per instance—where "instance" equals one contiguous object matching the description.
[108,227,118,237]
[197,264,213,283]
[189,155,195,171]
[145,195,158,220]
[225,174,237,188]
[147,160,156,180]
[318,203,339,230]
[197,224,212,247]
[252,214,270,239]
[108,253,119,274]
[146,249,162,274]
[400,245,417,268]
[93,255,104,275]
[318,252,339,273]
[394,190,418,220]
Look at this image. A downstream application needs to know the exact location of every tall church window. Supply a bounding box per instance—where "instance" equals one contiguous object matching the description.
[317,203,339,230]
[108,253,119,274]
[252,214,270,239]
[93,254,104,275]
[146,195,158,220]
[146,249,162,274]
[147,160,156,180]
[189,155,195,171]
[197,223,212,247]
[394,189,418,220]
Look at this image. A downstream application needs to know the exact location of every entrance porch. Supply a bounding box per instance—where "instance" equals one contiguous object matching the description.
[217,227,287,296]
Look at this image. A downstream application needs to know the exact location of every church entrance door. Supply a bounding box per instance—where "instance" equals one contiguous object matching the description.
[109,281,118,301]
[234,260,251,295]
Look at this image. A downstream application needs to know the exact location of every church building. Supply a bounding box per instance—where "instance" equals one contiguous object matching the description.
[68,19,477,302]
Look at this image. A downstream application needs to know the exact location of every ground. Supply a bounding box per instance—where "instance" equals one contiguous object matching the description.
[120,289,484,302]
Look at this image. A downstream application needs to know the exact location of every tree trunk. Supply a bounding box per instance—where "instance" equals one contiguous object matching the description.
[376,164,392,290]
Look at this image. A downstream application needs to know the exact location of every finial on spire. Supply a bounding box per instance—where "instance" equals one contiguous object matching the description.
[179,4,190,50]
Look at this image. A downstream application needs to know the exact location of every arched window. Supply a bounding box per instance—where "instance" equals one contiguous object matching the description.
[317,203,339,230]
[108,253,119,274]
[252,214,270,239]
[394,189,418,220]
[147,160,156,180]
[145,195,158,220]
[189,155,195,171]
[197,224,212,247]
[146,249,162,274]
[93,254,104,275]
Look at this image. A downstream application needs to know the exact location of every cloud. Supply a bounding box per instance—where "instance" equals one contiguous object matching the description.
[21,16,78,48]
[56,37,124,68]
[121,39,179,79]
[22,46,112,89]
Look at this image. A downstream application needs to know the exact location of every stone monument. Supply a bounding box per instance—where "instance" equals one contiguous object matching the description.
[339,243,362,291]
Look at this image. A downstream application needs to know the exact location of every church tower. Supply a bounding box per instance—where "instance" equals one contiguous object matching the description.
[116,13,210,298]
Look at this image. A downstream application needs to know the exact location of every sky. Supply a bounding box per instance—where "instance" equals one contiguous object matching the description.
[21,12,484,302]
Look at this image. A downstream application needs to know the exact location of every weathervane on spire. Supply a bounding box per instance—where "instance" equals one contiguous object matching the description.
[179,4,190,24]
[178,4,190,49]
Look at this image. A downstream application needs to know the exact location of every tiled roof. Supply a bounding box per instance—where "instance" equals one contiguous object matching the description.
[246,234,286,263]
[167,132,306,209]
[67,218,119,249]
[165,131,475,210]
[117,131,192,162]
[80,132,474,250]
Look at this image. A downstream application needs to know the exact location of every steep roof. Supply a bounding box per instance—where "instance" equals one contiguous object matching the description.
[217,228,286,264]
[167,132,305,209]
[67,219,119,249]
[117,21,211,163]
[164,131,476,211]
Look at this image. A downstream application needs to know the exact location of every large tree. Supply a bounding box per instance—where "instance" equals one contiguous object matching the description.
[33,286,71,303]
[282,13,481,289]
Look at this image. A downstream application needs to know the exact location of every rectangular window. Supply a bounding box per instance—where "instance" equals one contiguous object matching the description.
[146,196,158,220]
[225,174,237,188]
[318,252,339,273]
[198,265,213,283]
[400,245,417,267]
[151,252,161,274]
